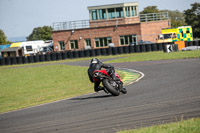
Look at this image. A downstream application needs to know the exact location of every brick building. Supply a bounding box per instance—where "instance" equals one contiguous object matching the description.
[52,2,170,51]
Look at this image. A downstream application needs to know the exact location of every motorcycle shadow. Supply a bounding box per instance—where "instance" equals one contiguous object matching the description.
[70,94,113,101]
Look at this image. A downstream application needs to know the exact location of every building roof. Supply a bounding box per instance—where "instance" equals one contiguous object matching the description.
[88,2,138,10]
[10,42,22,48]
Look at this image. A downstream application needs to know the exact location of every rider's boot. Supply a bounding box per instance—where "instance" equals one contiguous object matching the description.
[119,82,127,94]
[96,86,109,93]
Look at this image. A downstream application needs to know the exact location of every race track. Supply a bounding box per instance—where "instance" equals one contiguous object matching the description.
[0,59,200,133]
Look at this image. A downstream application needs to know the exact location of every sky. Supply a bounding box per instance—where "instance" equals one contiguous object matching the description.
[0,0,199,41]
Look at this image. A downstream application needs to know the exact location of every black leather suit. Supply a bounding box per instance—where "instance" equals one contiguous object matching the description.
[88,61,115,92]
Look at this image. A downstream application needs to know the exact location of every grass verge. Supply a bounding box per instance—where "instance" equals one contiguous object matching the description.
[106,50,200,63]
[0,65,93,113]
[0,64,126,113]
[118,118,200,133]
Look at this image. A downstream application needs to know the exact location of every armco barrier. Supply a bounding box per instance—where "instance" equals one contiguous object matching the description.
[11,57,17,65]
[39,55,45,62]
[112,47,118,55]
[28,56,34,63]
[117,47,123,54]
[185,41,189,47]
[67,51,73,59]
[56,52,62,60]
[129,45,135,53]
[194,40,199,46]
[22,56,28,64]
[62,51,68,59]
[62,51,67,60]
[51,52,57,61]
[45,53,51,61]
[157,43,163,51]
[189,41,193,46]
[90,49,95,57]
[151,44,157,51]
[79,50,84,58]
[134,45,140,53]
[17,56,23,64]
[84,50,90,57]
[1,41,189,66]
[95,49,101,56]
[73,51,79,58]
[123,46,129,54]
[145,44,151,52]
[34,55,39,62]
[5,57,11,65]
[0,58,5,65]
[107,48,112,55]
[140,45,146,52]
[101,48,107,56]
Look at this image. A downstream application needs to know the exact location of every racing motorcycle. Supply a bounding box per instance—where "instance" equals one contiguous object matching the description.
[93,69,127,96]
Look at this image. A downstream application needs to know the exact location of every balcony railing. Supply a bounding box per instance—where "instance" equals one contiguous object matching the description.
[53,12,168,31]
[140,12,168,22]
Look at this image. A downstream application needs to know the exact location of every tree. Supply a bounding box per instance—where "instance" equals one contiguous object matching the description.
[184,2,200,38]
[140,6,160,14]
[161,10,186,27]
[141,6,186,28]
[27,26,52,41]
[0,29,11,45]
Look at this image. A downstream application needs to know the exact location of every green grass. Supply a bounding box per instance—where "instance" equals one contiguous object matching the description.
[0,65,94,113]
[118,118,200,133]
[106,51,200,63]
[0,64,126,113]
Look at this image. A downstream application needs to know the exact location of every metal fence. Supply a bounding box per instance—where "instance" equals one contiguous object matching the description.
[139,12,168,22]
[52,12,169,31]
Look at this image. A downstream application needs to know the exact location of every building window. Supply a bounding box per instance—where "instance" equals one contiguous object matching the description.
[91,10,98,20]
[125,7,131,17]
[85,39,91,46]
[26,46,33,51]
[132,6,137,16]
[116,8,124,18]
[120,35,137,45]
[98,9,107,20]
[70,40,78,49]
[59,41,65,50]
[108,8,115,19]
[95,37,112,48]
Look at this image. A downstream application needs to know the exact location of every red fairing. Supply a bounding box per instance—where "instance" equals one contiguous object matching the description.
[93,69,109,82]
[93,69,108,75]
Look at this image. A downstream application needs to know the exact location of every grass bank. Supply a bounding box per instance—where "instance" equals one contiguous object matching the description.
[118,118,200,133]
[0,65,93,113]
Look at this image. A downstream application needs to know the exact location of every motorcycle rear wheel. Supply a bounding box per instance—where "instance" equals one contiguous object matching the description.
[102,79,120,96]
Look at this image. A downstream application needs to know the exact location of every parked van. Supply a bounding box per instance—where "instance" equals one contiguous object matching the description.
[22,40,44,56]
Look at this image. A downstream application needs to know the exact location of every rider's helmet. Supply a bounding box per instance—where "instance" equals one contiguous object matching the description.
[91,58,99,64]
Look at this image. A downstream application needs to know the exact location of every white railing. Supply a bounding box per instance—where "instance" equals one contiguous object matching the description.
[53,12,169,31]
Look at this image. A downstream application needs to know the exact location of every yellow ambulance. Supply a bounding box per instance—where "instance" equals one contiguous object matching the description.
[157,26,193,43]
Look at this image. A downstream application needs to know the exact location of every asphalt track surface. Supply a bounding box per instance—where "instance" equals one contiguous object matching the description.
[0,59,200,133]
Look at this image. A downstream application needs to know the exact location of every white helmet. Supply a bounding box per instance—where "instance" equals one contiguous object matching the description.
[91,58,99,64]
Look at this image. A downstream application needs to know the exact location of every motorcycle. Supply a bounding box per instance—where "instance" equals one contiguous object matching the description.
[93,69,127,96]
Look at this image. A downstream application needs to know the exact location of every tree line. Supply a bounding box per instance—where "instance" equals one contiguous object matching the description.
[0,2,199,45]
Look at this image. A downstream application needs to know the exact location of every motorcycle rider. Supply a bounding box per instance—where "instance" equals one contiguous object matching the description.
[88,58,126,93]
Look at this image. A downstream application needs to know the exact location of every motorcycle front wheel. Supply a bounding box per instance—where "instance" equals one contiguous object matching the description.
[102,79,120,96]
